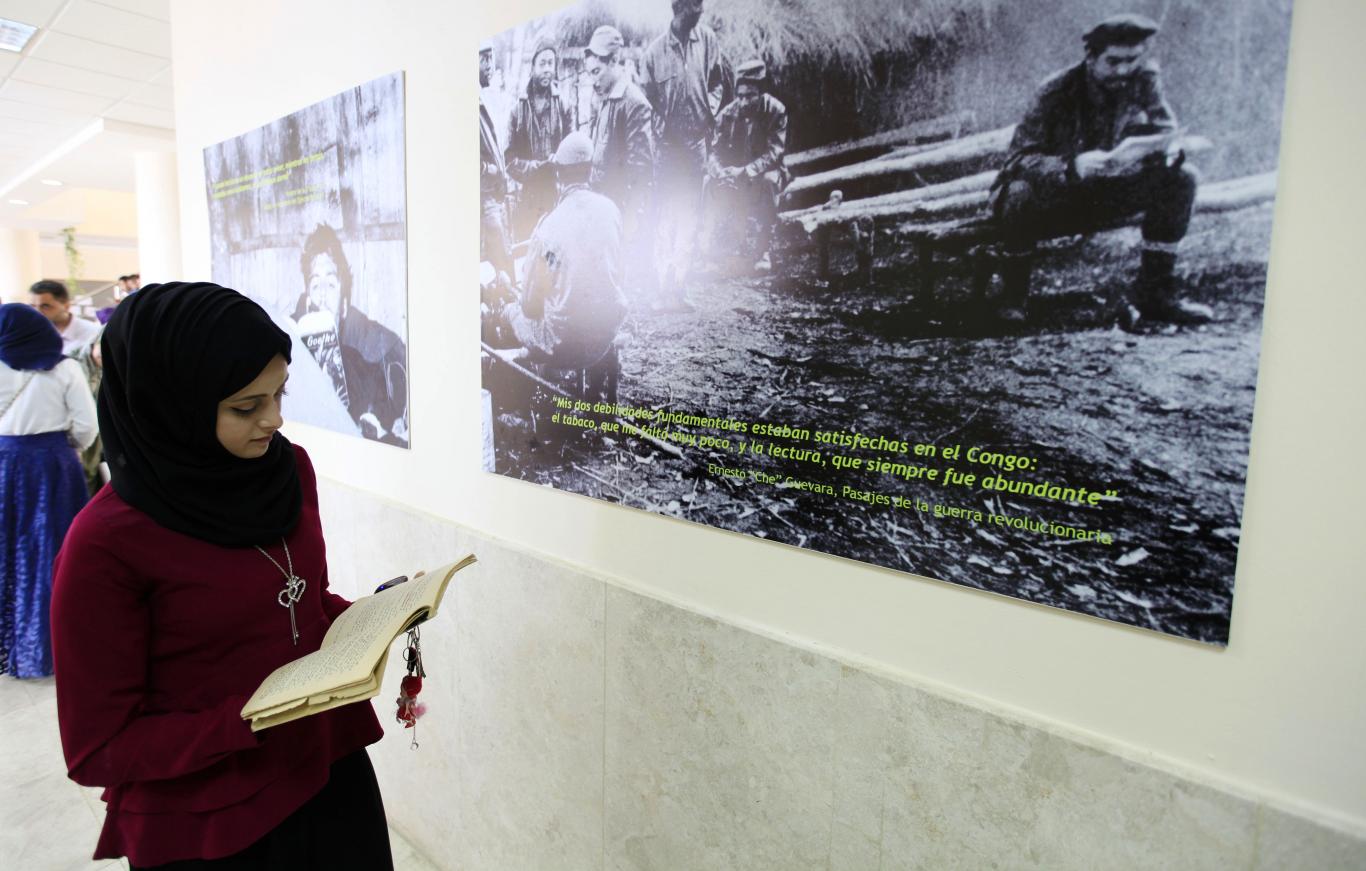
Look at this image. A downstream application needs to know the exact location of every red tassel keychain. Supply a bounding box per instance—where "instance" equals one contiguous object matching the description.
[396,624,427,748]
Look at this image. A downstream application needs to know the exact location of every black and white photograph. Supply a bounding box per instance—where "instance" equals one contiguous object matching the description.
[206,72,410,448]
[479,0,1296,643]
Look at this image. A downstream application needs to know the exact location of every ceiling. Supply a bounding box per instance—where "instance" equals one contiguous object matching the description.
[0,0,173,226]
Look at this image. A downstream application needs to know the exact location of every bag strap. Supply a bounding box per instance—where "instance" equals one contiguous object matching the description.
[0,371,38,425]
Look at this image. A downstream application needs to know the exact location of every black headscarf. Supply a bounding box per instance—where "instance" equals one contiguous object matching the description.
[98,282,302,546]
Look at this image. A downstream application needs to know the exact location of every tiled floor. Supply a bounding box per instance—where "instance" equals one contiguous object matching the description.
[0,675,440,870]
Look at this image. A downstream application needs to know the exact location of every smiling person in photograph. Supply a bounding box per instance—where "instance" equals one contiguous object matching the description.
[293,224,409,446]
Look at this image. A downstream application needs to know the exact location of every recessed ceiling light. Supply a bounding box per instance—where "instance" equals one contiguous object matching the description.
[0,17,38,53]
[8,199,30,206]
[41,179,63,186]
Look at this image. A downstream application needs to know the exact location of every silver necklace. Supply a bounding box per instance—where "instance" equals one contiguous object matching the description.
[254,538,307,645]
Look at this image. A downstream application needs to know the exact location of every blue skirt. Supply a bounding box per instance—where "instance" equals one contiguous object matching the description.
[0,431,89,679]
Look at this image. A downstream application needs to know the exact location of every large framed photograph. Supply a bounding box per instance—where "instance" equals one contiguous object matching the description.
[478,1,1295,643]
[206,72,410,448]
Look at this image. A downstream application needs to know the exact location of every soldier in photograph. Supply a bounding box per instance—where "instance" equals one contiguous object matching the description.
[583,25,655,301]
[991,13,1212,327]
[641,0,731,312]
[480,39,515,282]
[504,35,574,240]
[495,131,626,386]
[704,59,789,273]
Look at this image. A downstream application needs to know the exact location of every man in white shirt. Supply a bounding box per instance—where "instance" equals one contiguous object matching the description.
[30,279,101,355]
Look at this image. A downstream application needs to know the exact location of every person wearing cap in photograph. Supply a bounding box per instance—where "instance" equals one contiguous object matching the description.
[496,130,626,390]
[641,0,732,313]
[705,58,789,274]
[480,39,516,283]
[505,34,574,240]
[583,24,655,304]
[584,25,654,218]
[990,13,1211,327]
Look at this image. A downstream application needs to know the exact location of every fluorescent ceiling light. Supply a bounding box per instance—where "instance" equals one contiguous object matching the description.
[0,18,38,53]
[8,198,29,205]
[41,179,62,186]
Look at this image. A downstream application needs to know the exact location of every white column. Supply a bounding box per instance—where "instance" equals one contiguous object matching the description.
[0,227,42,303]
[134,150,183,284]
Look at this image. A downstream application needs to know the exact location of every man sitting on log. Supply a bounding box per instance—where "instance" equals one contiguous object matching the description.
[991,13,1213,327]
[489,131,626,393]
[704,59,789,273]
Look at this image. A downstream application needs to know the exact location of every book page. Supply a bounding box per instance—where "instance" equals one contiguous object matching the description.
[250,651,390,732]
[242,555,476,717]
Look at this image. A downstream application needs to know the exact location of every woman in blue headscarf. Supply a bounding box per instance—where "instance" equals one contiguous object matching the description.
[0,302,97,678]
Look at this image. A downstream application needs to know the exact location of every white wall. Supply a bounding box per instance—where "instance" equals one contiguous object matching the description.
[170,0,1366,832]
[0,228,42,302]
[38,242,138,286]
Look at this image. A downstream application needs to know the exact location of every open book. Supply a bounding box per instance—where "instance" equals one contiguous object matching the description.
[1101,131,1214,175]
[241,554,477,731]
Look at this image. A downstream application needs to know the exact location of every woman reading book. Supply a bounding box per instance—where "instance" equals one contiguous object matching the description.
[51,282,393,870]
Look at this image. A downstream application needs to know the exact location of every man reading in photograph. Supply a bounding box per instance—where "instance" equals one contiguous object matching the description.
[991,13,1213,328]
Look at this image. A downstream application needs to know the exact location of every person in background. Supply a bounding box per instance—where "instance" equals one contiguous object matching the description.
[292,224,409,446]
[481,39,516,283]
[72,324,107,494]
[113,274,140,299]
[496,131,626,387]
[584,25,655,304]
[0,304,97,679]
[705,59,790,273]
[30,279,101,355]
[504,34,573,240]
[585,26,654,222]
[642,0,730,312]
[52,282,393,869]
[990,13,1210,327]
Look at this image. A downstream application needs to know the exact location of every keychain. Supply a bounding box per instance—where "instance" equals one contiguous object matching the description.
[396,624,427,748]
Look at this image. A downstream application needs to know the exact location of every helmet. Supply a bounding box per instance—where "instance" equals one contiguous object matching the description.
[553,130,594,166]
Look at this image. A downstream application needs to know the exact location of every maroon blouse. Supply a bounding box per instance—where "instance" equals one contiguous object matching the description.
[51,444,384,866]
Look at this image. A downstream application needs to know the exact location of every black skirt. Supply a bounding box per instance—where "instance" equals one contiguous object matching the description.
[130,749,393,870]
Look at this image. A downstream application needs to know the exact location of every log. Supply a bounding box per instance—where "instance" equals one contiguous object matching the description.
[901,171,1279,248]
[1191,170,1277,212]
[782,170,998,232]
[784,141,1241,233]
[784,126,1016,200]
[784,111,976,173]
[783,129,1216,206]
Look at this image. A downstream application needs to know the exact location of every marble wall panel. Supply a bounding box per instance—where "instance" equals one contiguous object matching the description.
[453,541,606,871]
[603,586,841,871]
[315,480,1366,871]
